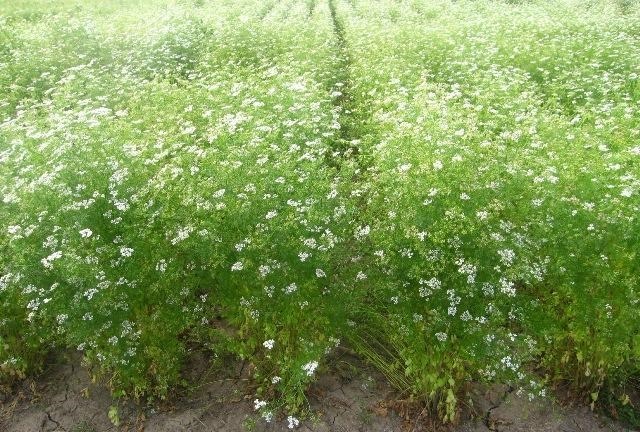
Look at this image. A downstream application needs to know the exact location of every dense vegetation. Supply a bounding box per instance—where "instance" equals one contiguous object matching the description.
[1,0,639,427]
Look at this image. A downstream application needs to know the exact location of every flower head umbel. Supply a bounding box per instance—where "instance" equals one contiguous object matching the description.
[302,360,318,376]
[287,416,300,429]
[263,339,275,350]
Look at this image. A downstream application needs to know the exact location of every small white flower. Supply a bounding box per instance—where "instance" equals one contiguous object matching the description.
[156,259,167,272]
[435,332,448,342]
[41,251,63,269]
[271,376,281,384]
[79,228,93,238]
[500,278,516,297]
[426,277,441,289]
[315,268,326,278]
[258,265,271,277]
[498,249,516,266]
[397,163,411,173]
[231,261,244,271]
[476,211,489,220]
[302,360,318,376]
[114,200,129,211]
[7,225,21,235]
[263,339,275,350]
[298,252,310,262]
[287,416,300,429]
[120,247,133,257]
[254,399,267,411]
[265,210,278,219]
[171,226,193,245]
[354,225,370,239]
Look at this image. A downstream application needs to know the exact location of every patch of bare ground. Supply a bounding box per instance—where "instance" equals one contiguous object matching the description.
[0,351,636,432]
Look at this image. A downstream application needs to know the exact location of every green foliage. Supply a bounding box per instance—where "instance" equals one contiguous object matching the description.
[336,0,639,420]
[0,0,639,428]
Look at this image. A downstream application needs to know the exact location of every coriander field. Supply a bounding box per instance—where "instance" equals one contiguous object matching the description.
[1,0,639,429]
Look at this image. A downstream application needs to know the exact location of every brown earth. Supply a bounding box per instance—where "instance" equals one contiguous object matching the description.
[0,351,636,432]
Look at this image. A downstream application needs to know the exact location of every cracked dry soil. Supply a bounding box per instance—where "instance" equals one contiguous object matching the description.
[0,351,636,432]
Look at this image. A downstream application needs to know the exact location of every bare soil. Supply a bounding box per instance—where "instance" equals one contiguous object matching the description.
[0,351,636,432]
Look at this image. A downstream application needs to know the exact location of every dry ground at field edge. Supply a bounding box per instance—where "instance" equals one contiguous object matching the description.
[0,352,636,432]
